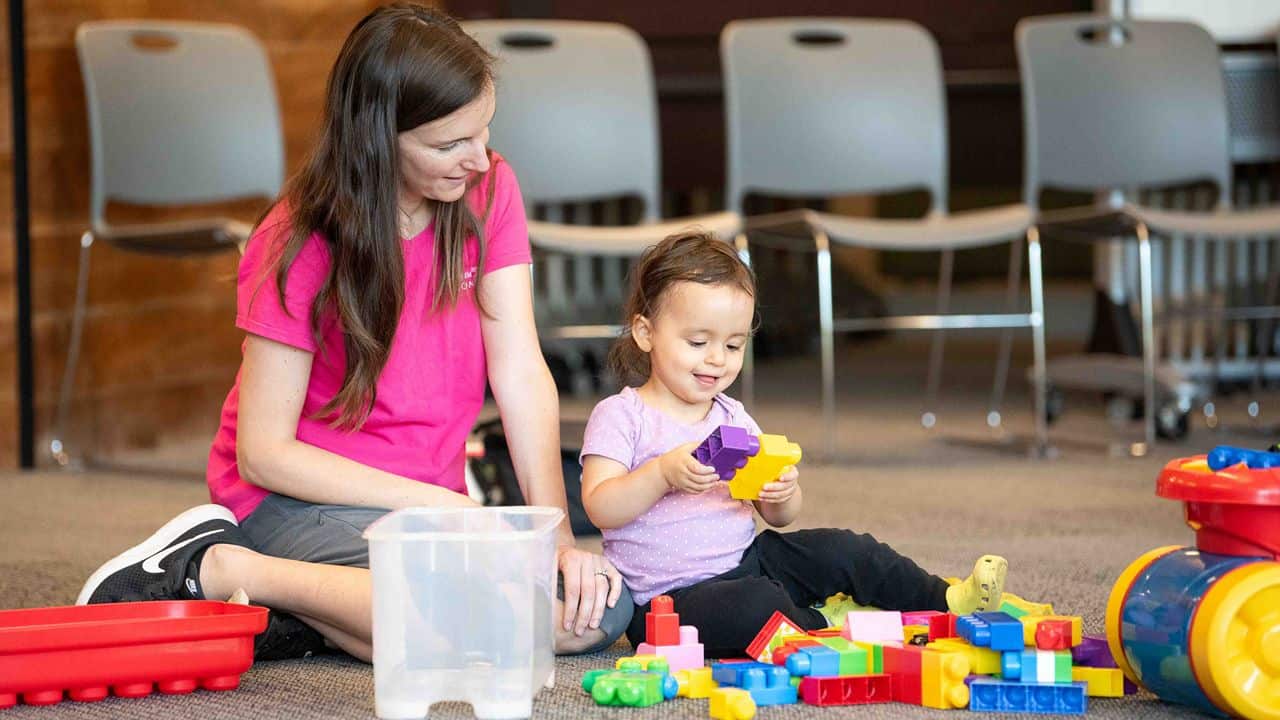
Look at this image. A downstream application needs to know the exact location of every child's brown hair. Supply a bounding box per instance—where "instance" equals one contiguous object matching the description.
[607,230,757,386]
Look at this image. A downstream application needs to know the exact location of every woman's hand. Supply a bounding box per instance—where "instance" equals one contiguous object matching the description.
[557,545,623,636]
[660,442,721,494]
[757,466,799,504]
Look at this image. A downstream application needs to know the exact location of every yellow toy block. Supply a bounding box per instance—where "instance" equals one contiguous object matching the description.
[727,434,801,500]
[903,624,929,644]
[1072,667,1126,697]
[674,666,717,699]
[1021,615,1083,647]
[709,687,756,720]
[616,654,666,671]
[922,649,971,709]
[928,638,1001,675]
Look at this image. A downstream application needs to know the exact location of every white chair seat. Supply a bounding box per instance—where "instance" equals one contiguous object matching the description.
[527,211,742,256]
[1127,203,1280,238]
[809,204,1034,251]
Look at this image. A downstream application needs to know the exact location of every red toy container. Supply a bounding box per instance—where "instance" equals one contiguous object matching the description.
[1156,456,1280,559]
[0,601,267,709]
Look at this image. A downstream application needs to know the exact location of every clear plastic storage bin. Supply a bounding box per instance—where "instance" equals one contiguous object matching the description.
[365,506,562,719]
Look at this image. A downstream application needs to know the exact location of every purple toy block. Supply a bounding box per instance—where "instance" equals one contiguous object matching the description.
[1071,635,1116,668]
[693,425,760,481]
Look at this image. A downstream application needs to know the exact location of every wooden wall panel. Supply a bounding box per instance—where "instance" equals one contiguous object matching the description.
[0,0,386,468]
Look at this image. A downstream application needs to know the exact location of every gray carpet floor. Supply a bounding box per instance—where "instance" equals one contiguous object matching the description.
[3,329,1275,719]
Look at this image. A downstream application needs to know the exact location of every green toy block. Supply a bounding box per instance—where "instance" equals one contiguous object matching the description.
[1054,651,1073,683]
[999,600,1028,619]
[815,637,867,675]
[582,667,675,708]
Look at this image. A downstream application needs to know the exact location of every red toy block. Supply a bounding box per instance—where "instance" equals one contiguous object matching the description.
[745,611,806,663]
[798,674,893,706]
[645,595,680,647]
[770,638,821,667]
[1035,619,1075,650]
[806,627,843,638]
[882,644,924,705]
[928,612,957,641]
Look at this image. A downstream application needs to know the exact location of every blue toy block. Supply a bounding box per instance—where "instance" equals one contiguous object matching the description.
[710,660,775,687]
[739,666,798,706]
[784,645,841,678]
[957,612,1024,652]
[1207,445,1280,470]
[968,679,1088,715]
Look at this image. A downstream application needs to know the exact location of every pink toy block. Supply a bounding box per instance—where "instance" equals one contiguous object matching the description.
[637,626,705,672]
[841,611,903,645]
[901,610,945,627]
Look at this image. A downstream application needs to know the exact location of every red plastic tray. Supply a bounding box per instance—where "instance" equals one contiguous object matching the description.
[0,601,267,709]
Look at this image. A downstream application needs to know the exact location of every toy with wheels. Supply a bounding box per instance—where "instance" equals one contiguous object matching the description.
[1106,452,1280,719]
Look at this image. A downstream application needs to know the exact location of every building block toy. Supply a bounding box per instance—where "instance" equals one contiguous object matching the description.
[0,601,266,711]
[769,639,818,669]
[903,624,929,644]
[1001,649,1072,683]
[882,644,924,704]
[738,666,798,706]
[784,645,841,678]
[1021,614,1082,648]
[637,625,705,672]
[968,678,1088,715]
[709,687,756,720]
[929,612,958,640]
[1108,454,1280,719]
[693,425,760,480]
[727,434,802,500]
[901,609,945,627]
[798,674,893,706]
[921,648,971,709]
[1206,445,1280,470]
[806,626,843,638]
[998,592,1054,619]
[1072,667,1126,697]
[1070,635,1114,668]
[927,637,1002,675]
[745,611,806,663]
[674,667,717,699]
[711,661,775,688]
[582,665,679,707]
[848,640,884,673]
[840,610,902,645]
[811,637,868,675]
[615,654,666,671]
[645,595,680,647]
[957,612,1024,652]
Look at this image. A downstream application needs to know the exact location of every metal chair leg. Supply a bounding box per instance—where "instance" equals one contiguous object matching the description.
[1027,226,1051,458]
[815,231,835,458]
[988,238,1025,431]
[735,233,756,409]
[922,249,954,429]
[51,231,95,467]
[1136,221,1157,454]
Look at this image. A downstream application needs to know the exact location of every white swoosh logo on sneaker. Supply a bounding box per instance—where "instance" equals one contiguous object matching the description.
[141,529,225,574]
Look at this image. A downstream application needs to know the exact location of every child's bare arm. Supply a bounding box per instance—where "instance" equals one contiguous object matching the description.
[581,442,719,529]
[754,466,802,527]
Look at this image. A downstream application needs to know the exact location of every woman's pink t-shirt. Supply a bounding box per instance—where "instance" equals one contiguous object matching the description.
[207,156,531,520]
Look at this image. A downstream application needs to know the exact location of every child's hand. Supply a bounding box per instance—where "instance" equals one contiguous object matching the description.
[660,442,720,494]
[757,466,799,504]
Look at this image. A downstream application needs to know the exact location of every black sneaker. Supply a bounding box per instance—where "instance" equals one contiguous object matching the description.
[77,504,252,605]
[253,611,332,661]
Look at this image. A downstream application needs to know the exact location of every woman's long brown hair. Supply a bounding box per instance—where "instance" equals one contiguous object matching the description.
[265,3,495,430]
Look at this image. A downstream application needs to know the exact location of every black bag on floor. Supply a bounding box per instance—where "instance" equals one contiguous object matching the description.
[469,418,600,537]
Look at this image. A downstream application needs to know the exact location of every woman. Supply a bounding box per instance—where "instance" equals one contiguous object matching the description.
[77,2,631,659]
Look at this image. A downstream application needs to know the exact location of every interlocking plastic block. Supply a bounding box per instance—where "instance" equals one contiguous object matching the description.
[926,637,1001,676]
[637,625,705,672]
[841,610,903,645]
[1207,445,1280,470]
[812,637,867,675]
[903,624,929,644]
[738,666,797,706]
[958,612,1024,652]
[1021,615,1083,649]
[709,687,756,720]
[1071,667,1126,698]
[921,649,971,709]
[968,679,1088,715]
[998,594,1054,618]
[1070,635,1115,668]
[582,666,678,707]
[745,611,807,663]
[901,610,945,627]
[882,644,925,704]
[784,645,840,678]
[646,595,680,647]
[693,425,760,480]
[848,640,885,673]
[806,626,843,638]
[928,612,958,641]
[710,661,775,687]
[674,666,717,699]
[798,674,893,706]
[0,601,266,711]
[615,655,667,671]
[727,434,802,500]
[1000,650,1072,683]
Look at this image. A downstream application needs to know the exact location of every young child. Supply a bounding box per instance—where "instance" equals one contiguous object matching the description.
[579,230,1009,658]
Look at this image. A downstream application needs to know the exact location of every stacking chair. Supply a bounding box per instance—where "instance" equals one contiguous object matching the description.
[721,18,1046,457]
[54,21,284,466]
[464,20,742,393]
[1016,14,1280,451]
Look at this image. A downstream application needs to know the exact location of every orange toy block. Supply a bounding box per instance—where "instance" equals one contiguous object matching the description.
[646,595,680,647]
[922,649,971,709]
[727,434,801,500]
